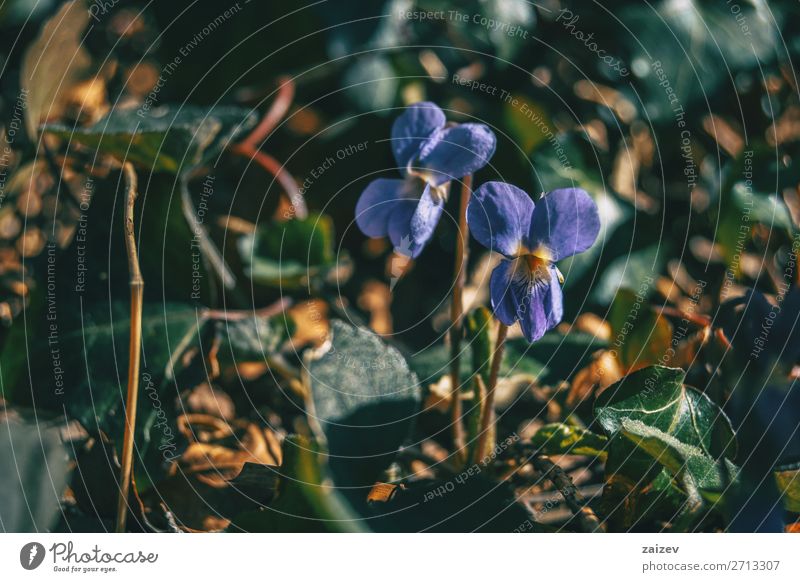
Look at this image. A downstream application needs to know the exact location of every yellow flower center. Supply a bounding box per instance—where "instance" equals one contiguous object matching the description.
[513,244,563,285]
[405,166,450,203]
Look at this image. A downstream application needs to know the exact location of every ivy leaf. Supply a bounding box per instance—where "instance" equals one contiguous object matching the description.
[620,418,739,501]
[594,366,737,527]
[239,213,338,289]
[307,321,421,489]
[595,366,736,463]
[44,105,256,174]
[530,423,608,460]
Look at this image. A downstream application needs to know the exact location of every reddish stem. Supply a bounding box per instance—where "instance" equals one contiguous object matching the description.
[240,76,295,151]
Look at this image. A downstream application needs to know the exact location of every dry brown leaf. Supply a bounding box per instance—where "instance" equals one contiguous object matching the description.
[358,280,393,335]
[702,114,744,156]
[21,0,92,138]
[572,313,611,341]
[288,299,329,348]
[568,350,624,407]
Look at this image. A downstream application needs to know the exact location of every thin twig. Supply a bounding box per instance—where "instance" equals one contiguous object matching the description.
[473,322,507,464]
[116,162,144,533]
[180,174,236,290]
[449,175,472,464]
[531,454,604,532]
[202,297,292,321]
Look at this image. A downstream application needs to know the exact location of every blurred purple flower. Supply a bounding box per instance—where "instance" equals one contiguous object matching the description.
[355,102,496,258]
[468,182,600,342]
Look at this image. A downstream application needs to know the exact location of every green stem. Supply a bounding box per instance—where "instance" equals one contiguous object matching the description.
[449,175,472,465]
[473,322,508,465]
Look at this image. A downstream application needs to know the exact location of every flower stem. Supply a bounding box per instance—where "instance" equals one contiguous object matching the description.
[116,162,143,533]
[474,322,508,465]
[240,76,295,152]
[449,174,472,464]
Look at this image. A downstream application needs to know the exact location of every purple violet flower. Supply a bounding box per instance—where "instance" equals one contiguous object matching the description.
[467,182,601,342]
[355,102,496,258]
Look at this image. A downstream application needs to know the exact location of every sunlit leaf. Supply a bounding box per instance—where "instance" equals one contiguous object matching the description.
[530,423,608,459]
[609,289,673,371]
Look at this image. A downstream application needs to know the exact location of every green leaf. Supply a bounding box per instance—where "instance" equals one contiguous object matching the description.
[505,96,551,154]
[409,316,572,390]
[408,344,473,387]
[595,366,736,462]
[20,302,201,443]
[343,55,398,111]
[307,321,421,488]
[0,415,70,531]
[732,182,795,232]
[230,435,365,532]
[621,0,777,119]
[609,289,673,371]
[503,330,605,386]
[239,213,337,289]
[530,423,608,459]
[620,418,738,501]
[214,314,290,364]
[594,366,738,527]
[5,298,287,475]
[465,307,493,385]
[592,245,662,305]
[774,462,800,513]
[44,105,256,173]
